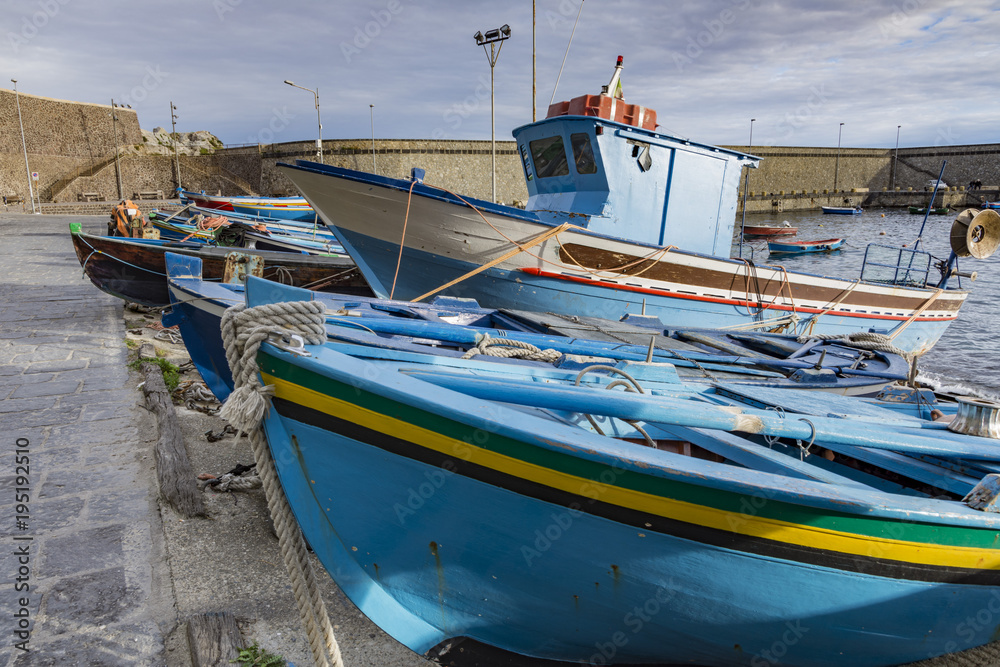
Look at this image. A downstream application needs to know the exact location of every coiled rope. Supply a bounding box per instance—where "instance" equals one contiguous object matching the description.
[795,331,911,360]
[461,333,562,363]
[219,300,343,667]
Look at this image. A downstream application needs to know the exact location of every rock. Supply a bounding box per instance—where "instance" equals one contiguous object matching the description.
[128,128,224,156]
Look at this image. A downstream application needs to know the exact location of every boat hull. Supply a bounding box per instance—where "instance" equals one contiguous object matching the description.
[768,238,845,254]
[820,206,862,215]
[257,344,1000,666]
[278,163,967,356]
[69,225,370,307]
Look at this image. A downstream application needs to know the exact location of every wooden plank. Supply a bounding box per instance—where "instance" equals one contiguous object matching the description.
[187,612,245,666]
[139,343,206,518]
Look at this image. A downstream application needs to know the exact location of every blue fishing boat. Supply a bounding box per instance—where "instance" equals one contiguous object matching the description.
[275,58,991,357]
[820,205,863,215]
[178,188,316,221]
[768,237,845,255]
[218,278,1000,667]
[163,253,910,402]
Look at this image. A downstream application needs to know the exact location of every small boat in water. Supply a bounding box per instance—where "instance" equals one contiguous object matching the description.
[768,237,845,254]
[218,274,1000,667]
[821,205,863,215]
[909,206,951,215]
[742,223,797,237]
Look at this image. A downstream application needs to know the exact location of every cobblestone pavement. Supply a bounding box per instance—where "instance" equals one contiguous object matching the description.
[0,213,430,667]
[0,214,172,665]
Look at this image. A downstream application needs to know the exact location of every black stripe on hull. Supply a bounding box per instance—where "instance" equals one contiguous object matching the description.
[273,396,1000,586]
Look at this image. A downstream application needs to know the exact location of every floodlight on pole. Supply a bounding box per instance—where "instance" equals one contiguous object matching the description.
[892,125,901,191]
[284,80,322,162]
[834,122,844,192]
[474,23,511,203]
[11,79,37,213]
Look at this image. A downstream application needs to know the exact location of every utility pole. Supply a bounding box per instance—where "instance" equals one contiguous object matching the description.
[111,99,124,200]
[171,102,181,190]
[12,79,37,213]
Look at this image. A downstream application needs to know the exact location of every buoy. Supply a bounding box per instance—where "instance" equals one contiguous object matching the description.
[879,231,886,235]
[881,213,886,217]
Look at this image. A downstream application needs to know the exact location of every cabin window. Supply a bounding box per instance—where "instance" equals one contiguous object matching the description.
[570,133,597,174]
[519,144,534,181]
[529,136,569,178]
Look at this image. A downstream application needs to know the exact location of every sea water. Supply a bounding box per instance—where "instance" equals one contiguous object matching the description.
[734,207,1000,397]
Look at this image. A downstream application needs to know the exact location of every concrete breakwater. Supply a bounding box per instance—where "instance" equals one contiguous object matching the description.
[3,87,999,211]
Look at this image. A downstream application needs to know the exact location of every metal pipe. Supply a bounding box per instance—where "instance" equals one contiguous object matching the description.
[12,80,37,213]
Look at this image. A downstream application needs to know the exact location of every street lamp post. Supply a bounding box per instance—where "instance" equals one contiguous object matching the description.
[834,122,844,192]
[474,24,511,203]
[738,118,756,258]
[892,125,901,191]
[284,80,322,163]
[111,99,124,200]
[11,79,37,213]
[170,101,181,190]
[370,104,377,174]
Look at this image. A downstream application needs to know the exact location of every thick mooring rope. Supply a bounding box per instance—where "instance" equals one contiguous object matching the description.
[219,301,344,667]
[461,332,562,363]
[795,331,911,360]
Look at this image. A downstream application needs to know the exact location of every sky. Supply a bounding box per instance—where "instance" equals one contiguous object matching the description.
[3,0,999,150]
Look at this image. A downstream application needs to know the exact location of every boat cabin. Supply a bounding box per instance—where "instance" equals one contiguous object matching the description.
[512,58,759,258]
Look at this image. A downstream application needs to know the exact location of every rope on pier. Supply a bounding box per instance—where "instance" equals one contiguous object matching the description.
[219,300,344,667]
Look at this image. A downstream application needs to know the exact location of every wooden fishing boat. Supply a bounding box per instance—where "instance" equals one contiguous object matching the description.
[908,206,951,215]
[741,223,797,237]
[69,223,369,308]
[768,237,845,254]
[147,211,343,256]
[274,57,997,357]
[221,279,1000,666]
[821,206,863,215]
[178,188,315,221]
[164,253,910,402]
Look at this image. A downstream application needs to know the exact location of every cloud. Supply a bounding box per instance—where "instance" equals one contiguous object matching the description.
[3,0,998,149]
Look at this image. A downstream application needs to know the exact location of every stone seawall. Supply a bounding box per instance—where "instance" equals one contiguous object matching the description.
[0,88,141,205]
[4,85,999,214]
